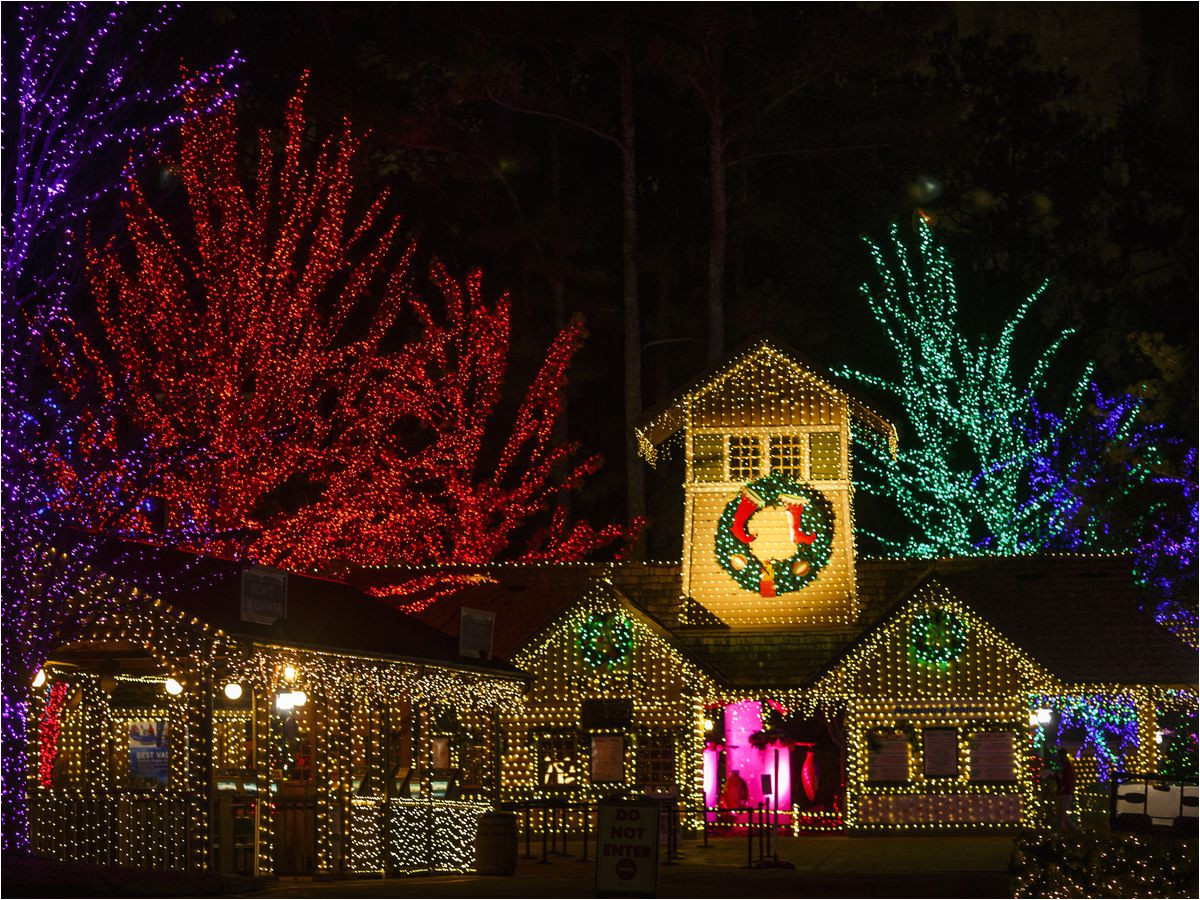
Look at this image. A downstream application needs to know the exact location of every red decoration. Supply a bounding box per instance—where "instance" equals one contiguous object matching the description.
[782,497,817,545]
[50,77,638,606]
[730,488,761,544]
[38,682,70,788]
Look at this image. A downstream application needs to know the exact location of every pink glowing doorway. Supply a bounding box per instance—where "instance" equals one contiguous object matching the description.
[703,699,792,823]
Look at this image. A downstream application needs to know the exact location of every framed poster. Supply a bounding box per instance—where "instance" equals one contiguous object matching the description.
[867,733,909,783]
[922,728,958,778]
[970,732,1016,782]
[460,745,487,791]
[430,736,451,770]
[590,735,625,784]
[128,719,170,788]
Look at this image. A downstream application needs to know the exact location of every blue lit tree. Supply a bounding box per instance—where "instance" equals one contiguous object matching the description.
[0,3,238,849]
[1030,389,1197,632]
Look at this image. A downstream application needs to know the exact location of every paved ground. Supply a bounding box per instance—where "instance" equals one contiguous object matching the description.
[257,834,1016,898]
[4,835,1016,898]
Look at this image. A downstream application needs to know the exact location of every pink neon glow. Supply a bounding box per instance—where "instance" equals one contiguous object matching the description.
[720,700,791,815]
[703,746,720,807]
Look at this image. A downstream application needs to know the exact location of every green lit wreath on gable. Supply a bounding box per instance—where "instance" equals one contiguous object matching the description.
[714,472,835,597]
[909,609,968,667]
[578,612,633,668]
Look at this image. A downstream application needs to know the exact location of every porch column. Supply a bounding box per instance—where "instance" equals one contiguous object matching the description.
[1133,691,1158,774]
[251,684,274,876]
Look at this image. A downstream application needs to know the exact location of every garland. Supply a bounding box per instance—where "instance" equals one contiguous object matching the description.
[909,608,968,666]
[577,612,632,668]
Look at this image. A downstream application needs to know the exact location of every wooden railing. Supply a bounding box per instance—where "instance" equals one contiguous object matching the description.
[29,788,206,872]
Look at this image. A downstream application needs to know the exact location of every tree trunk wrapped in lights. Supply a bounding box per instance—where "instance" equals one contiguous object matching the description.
[59,77,637,608]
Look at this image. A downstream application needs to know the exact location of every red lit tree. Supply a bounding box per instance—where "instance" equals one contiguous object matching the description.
[55,77,637,608]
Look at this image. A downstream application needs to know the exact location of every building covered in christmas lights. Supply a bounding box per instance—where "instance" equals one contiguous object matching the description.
[24,540,524,877]
[359,338,1197,834]
[23,340,1196,877]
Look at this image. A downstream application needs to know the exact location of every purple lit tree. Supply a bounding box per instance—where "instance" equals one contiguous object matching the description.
[1029,388,1198,634]
[1,3,239,849]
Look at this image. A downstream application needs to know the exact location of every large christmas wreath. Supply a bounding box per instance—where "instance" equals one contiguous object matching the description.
[909,608,968,666]
[713,472,835,597]
[578,611,633,668]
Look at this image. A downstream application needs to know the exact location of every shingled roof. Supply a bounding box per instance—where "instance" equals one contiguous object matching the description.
[350,563,610,660]
[930,560,1196,686]
[612,555,1196,691]
[83,538,523,679]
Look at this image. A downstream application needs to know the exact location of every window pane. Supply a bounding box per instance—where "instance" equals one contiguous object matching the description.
[693,433,725,482]
[769,435,804,479]
[728,436,760,482]
[809,432,841,480]
[637,733,675,791]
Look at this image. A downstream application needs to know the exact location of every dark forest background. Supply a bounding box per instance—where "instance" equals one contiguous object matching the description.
[148,3,1196,559]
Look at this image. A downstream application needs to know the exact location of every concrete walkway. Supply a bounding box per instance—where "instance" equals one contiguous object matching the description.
[251,834,1016,898]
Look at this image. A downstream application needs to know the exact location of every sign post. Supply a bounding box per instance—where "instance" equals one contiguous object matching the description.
[596,800,659,897]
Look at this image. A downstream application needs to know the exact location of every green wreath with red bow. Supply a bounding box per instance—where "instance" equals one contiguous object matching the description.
[714,473,835,597]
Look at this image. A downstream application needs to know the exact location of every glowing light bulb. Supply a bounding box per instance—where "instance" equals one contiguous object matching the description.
[283,665,297,682]
[164,678,184,696]
[223,682,243,701]
[32,669,46,688]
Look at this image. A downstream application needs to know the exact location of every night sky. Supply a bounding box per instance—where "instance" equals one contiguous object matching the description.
[149,4,1198,555]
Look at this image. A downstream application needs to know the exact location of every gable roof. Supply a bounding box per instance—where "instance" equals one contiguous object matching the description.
[805,555,1197,691]
[355,562,726,688]
[84,538,523,680]
[932,562,1196,686]
[633,336,897,463]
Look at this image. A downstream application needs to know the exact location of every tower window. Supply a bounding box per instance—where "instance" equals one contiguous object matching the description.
[769,435,804,479]
[692,433,725,482]
[809,432,841,480]
[728,436,761,482]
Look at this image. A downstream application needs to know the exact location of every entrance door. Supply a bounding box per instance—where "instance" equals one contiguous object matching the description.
[274,783,316,874]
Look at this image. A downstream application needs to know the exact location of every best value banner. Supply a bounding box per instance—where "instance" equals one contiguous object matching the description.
[129,719,170,788]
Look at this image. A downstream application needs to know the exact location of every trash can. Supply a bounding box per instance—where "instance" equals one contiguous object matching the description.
[475,811,518,875]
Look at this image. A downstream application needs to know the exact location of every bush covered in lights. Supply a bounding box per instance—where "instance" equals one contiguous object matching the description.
[1010,829,1197,899]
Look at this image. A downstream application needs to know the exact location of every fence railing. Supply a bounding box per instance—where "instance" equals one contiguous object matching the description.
[503,799,794,868]
[348,796,492,875]
[29,788,206,872]
[1111,773,1199,834]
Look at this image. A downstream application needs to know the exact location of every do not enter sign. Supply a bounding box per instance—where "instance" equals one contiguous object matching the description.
[596,801,659,897]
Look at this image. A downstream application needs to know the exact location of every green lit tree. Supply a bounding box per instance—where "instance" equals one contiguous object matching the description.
[841,221,1092,556]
